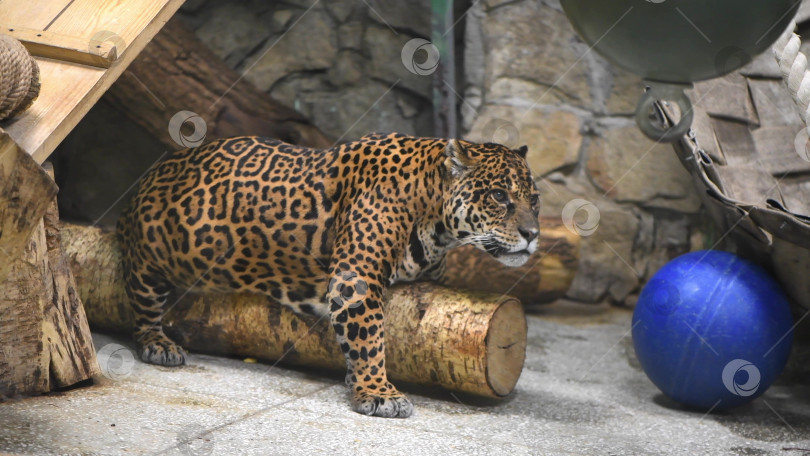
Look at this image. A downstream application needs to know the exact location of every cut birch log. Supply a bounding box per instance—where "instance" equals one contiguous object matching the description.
[61,223,527,398]
[0,164,98,398]
[103,17,333,150]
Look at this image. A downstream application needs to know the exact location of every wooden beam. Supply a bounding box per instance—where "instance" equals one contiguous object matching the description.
[1,26,118,68]
[104,17,334,150]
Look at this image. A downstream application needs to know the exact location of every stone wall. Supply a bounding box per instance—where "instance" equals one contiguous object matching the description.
[56,0,708,305]
[178,0,436,141]
[461,0,707,304]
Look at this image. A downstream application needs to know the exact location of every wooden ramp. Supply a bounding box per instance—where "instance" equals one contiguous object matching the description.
[0,0,183,164]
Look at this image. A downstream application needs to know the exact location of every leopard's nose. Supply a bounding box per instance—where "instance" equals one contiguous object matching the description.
[518,227,538,243]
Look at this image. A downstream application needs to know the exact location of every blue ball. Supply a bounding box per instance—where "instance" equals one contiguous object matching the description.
[632,250,794,411]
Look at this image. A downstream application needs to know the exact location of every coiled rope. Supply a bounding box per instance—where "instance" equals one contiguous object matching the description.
[773,20,810,129]
[0,34,40,121]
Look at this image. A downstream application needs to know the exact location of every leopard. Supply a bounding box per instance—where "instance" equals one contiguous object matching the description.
[117,132,540,418]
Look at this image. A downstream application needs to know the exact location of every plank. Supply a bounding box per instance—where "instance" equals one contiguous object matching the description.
[1,26,117,68]
[47,0,164,51]
[0,1,73,31]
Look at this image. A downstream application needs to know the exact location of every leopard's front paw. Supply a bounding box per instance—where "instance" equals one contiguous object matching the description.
[137,332,186,366]
[351,386,413,418]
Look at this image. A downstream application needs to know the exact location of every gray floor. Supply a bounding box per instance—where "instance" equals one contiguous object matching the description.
[1,302,809,456]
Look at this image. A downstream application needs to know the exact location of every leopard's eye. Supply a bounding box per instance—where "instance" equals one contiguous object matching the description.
[490,189,508,203]
[529,195,539,207]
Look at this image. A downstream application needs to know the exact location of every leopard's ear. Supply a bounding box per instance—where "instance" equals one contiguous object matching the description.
[515,145,529,158]
[444,139,474,177]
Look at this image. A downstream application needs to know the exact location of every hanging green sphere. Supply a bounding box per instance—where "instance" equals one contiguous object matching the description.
[561,0,801,83]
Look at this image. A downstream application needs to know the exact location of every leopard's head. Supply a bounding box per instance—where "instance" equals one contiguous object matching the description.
[442,139,540,267]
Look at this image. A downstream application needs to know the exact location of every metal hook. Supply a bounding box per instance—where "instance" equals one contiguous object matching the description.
[635,81,695,143]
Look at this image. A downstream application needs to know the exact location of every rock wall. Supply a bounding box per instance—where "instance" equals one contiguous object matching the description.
[461,0,707,304]
[178,0,435,141]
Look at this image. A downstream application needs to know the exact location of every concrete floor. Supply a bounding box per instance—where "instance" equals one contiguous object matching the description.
[1,302,809,456]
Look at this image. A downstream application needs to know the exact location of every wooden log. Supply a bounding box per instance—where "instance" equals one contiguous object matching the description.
[61,223,527,398]
[103,17,333,150]
[0,130,57,284]
[0,215,49,397]
[0,164,98,398]
[40,170,99,388]
[442,217,580,305]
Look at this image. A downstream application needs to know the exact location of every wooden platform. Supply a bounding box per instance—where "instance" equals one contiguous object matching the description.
[0,0,184,164]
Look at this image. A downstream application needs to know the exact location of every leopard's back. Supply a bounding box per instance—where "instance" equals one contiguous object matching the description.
[117,136,340,314]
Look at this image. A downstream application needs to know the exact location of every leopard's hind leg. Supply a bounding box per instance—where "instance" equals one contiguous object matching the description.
[123,263,186,366]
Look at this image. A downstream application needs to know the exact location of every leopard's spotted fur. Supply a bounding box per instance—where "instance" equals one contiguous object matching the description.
[117,132,540,418]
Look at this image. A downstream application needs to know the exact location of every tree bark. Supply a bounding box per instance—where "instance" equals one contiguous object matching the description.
[0,216,49,397]
[103,17,333,150]
[0,129,57,284]
[41,183,99,388]
[0,163,98,399]
[442,217,580,305]
[61,223,527,398]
